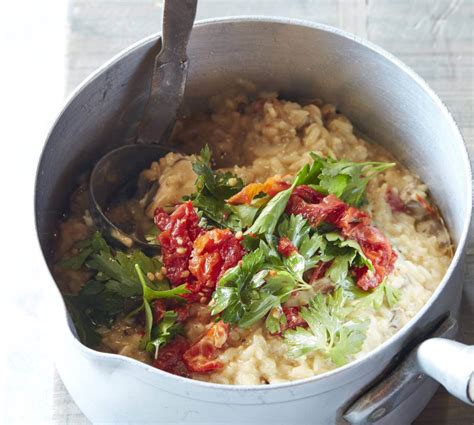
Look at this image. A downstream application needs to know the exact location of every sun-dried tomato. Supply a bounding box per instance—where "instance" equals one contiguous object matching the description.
[286,188,346,227]
[153,336,190,377]
[308,261,332,283]
[188,228,244,302]
[292,185,325,204]
[182,321,229,373]
[386,188,408,213]
[151,300,166,324]
[343,224,397,290]
[416,194,436,215]
[269,306,307,335]
[173,303,191,322]
[154,201,202,286]
[337,205,371,228]
[278,237,298,257]
[227,175,291,205]
[282,307,307,331]
[286,185,396,290]
[134,300,167,328]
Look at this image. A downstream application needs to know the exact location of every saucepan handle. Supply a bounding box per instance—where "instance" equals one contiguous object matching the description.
[417,337,473,405]
[343,317,473,424]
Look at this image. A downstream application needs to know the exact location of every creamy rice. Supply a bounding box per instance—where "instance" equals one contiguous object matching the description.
[54,87,452,385]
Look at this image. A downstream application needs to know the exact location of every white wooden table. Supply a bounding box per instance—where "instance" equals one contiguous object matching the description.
[46,0,474,423]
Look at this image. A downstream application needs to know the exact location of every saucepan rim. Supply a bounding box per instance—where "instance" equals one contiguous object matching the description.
[35,16,472,394]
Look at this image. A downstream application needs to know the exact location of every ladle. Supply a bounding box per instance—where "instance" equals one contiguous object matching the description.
[89,0,197,252]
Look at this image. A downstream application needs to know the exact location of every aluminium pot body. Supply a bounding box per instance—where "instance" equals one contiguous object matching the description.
[35,18,471,424]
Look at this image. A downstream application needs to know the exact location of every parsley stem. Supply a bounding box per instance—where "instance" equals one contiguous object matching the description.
[135,263,148,293]
[135,263,188,301]
[135,264,153,348]
[125,303,144,319]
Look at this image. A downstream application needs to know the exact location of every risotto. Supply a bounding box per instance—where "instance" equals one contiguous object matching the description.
[53,88,452,385]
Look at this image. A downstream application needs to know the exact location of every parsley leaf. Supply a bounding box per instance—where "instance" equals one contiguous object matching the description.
[134,264,187,352]
[246,186,293,236]
[58,232,185,348]
[307,153,395,207]
[265,305,287,334]
[135,264,188,302]
[57,248,93,270]
[245,159,320,237]
[64,295,102,347]
[85,251,141,296]
[277,213,310,248]
[284,288,368,365]
[275,214,377,288]
[192,192,240,230]
[146,311,183,359]
[210,244,308,329]
[277,214,326,271]
[353,280,401,310]
[383,282,401,307]
[238,270,297,328]
[76,280,126,327]
[189,145,249,230]
[326,253,357,286]
[276,214,374,287]
[192,145,244,200]
[283,251,306,282]
[328,321,369,366]
[324,233,374,272]
[229,204,259,228]
[245,152,393,236]
[283,327,327,357]
[257,236,310,286]
[57,231,110,270]
[210,248,266,324]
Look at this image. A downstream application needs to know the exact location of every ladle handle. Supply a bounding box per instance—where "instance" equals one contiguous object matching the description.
[137,0,197,145]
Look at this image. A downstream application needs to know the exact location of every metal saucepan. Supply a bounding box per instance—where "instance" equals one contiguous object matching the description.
[35,18,473,424]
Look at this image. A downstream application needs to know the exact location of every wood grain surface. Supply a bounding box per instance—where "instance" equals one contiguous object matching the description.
[62,0,473,423]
